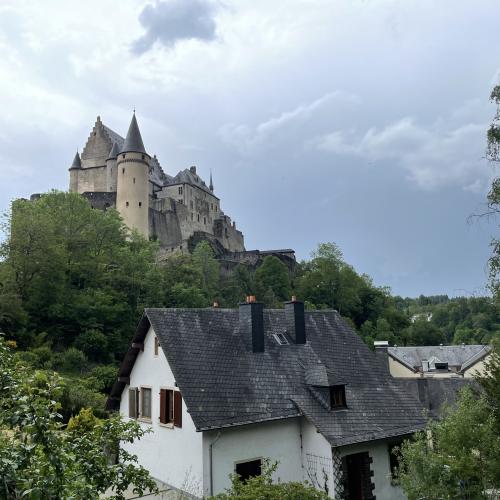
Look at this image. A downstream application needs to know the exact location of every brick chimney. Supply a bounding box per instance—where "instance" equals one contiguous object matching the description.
[284,297,306,344]
[239,297,264,353]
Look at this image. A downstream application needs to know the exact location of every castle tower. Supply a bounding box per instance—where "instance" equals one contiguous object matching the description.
[116,113,150,238]
[106,142,119,192]
[68,151,81,192]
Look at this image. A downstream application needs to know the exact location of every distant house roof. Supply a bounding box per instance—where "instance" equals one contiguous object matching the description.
[388,345,491,373]
[108,308,427,447]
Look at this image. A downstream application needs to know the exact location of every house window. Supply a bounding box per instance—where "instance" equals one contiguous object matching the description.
[122,154,126,159]
[190,200,194,209]
[235,459,262,482]
[179,199,183,204]
[159,389,182,427]
[133,177,136,184]
[273,333,289,345]
[122,168,125,174]
[197,214,200,222]
[126,201,129,207]
[191,213,194,221]
[142,154,145,160]
[388,441,403,481]
[178,186,183,195]
[203,217,206,225]
[141,387,152,419]
[128,388,139,419]
[330,385,347,409]
[154,336,159,356]
[435,362,449,370]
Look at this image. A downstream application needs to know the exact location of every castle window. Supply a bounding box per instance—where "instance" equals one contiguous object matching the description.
[122,168,125,174]
[191,213,193,221]
[126,201,129,207]
[190,200,193,209]
[133,178,136,184]
[122,154,126,159]
[139,202,142,207]
[142,155,145,160]
[197,214,200,222]
[203,217,206,225]
[178,186,183,195]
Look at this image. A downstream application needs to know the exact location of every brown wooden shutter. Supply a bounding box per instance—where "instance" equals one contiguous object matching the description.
[159,389,166,424]
[174,391,182,428]
[128,388,137,418]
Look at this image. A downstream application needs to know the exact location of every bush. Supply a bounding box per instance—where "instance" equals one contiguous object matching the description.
[74,329,108,362]
[84,364,118,393]
[57,347,88,374]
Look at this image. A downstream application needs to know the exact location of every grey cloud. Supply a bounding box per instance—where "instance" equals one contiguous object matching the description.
[132,0,217,54]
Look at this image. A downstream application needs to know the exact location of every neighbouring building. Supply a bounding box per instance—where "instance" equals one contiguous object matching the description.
[375,342,492,379]
[107,300,429,499]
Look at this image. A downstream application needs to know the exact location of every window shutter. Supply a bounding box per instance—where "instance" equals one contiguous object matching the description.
[159,389,166,424]
[128,388,137,418]
[174,391,182,428]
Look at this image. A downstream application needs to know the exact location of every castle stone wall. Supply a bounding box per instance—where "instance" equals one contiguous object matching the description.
[73,166,108,194]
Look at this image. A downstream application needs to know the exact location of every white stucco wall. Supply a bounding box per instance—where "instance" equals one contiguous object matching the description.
[119,326,204,497]
[339,440,406,500]
[202,418,304,497]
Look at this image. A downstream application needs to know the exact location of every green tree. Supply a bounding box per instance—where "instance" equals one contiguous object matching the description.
[255,256,291,304]
[0,336,157,499]
[192,241,220,301]
[396,388,500,499]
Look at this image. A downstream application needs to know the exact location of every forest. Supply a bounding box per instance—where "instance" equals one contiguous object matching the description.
[0,191,499,419]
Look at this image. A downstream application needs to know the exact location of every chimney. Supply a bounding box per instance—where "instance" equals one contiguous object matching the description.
[190,166,197,174]
[285,297,306,344]
[374,340,389,371]
[239,298,264,353]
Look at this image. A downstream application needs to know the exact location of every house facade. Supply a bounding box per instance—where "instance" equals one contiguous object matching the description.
[378,343,491,379]
[107,302,427,499]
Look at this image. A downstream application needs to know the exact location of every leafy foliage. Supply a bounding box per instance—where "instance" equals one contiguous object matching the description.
[0,336,158,499]
[396,356,500,499]
[210,459,329,500]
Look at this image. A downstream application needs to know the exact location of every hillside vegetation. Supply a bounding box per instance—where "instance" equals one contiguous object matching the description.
[0,191,498,418]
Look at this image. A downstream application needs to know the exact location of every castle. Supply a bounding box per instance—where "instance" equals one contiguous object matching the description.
[68,113,245,255]
[67,113,296,271]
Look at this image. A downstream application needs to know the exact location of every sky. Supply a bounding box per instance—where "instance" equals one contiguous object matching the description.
[0,0,499,298]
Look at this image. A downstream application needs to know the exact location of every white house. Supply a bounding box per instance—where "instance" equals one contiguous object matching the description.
[107,300,428,499]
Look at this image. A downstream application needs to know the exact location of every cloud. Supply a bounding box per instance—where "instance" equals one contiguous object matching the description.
[132,0,218,54]
[219,91,361,154]
[314,117,489,191]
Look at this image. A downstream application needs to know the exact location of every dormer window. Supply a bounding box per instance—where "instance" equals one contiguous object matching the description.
[435,362,448,370]
[330,385,347,409]
[273,333,289,345]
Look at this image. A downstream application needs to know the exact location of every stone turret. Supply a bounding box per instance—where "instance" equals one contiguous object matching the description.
[106,142,119,192]
[116,113,150,238]
[68,151,81,192]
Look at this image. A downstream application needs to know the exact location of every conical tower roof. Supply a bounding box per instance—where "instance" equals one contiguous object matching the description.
[107,141,120,160]
[69,151,81,170]
[209,171,214,191]
[121,113,147,154]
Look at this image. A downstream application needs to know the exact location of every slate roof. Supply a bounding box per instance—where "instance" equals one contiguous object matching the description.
[170,169,218,198]
[107,142,120,160]
[388,345,490,373]
[121,113,147,154]
[69,151,81,170]
[107,307,427,447]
